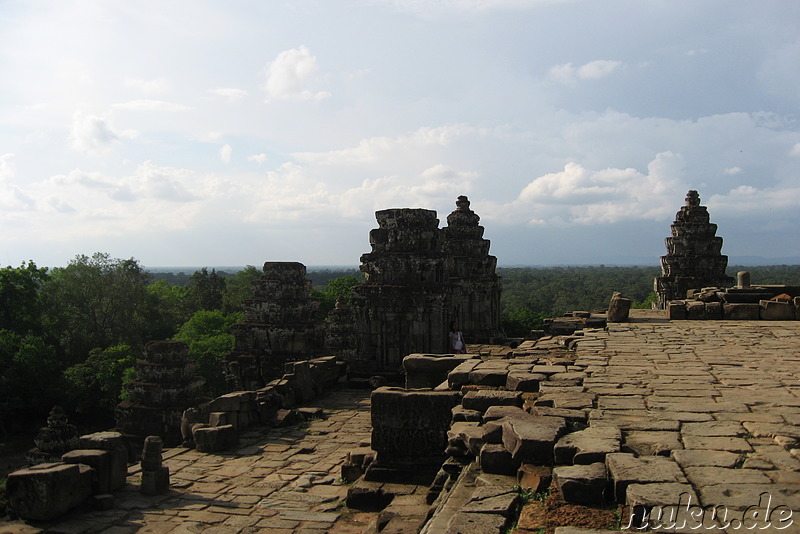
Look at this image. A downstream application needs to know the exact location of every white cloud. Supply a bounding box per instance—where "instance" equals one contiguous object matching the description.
[723,167,743,175]
[220,144,232,164]
[507,151,687,224]
[0,153,35,211]
[113,100,191,112]
[124,77,171,94]
[790,143,800,157]
[210,87,248,101]
[0,153,14,183]
[248,153,268,164]
[547,60,622,86]
[263,46,331,102]
[710,185,800,213]
[68,113,121,154]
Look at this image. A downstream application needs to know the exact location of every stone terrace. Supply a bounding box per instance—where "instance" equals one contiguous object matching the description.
[7,310,800,533]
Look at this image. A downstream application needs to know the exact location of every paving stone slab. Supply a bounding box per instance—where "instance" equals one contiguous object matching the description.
[554,425,621,465]
[681,435,753,453]
[623,431,683,456]
[671,449,742,468]
[606,453,687,503]
[460,486,519,516]
[683,466,772,486]
[444,511,507,534]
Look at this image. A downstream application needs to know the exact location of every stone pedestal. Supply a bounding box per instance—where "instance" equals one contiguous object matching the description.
[140,436,169,495]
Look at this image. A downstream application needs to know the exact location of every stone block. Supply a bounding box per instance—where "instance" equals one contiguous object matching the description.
[760,300,796,320]
[462,390,522,413]
[502,416,567,464]
[404,354,471,389]
[517,464,552,493]
[667,301,687,320]
[461,486,519,517]
[554,426,621,465]
[685,301,705,320]
[606,453,687,503]
[6,462,93,521]
[452,406,482,423]
[483,405,527,422]
[141,466,170,495]
[468,367,509,387]
[704,301,722,319]
[623,431,682,456]
[505,372,546,392]
[61,449,112,494]
[78,431,128,491]
[607,292,631,323]
[723,303,760,320]
[445,512,507,534]
[448,360,480,389]
[480,443,520,476]
[208,411,230,427]
[271,408,304,427]
[624,483,698,530]
[371,387,460,467]
[554,462,607,505]
[193,424,238,453]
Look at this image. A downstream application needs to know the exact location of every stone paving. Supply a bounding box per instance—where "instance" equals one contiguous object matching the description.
[4,389,377,534]
[6,311,800,533]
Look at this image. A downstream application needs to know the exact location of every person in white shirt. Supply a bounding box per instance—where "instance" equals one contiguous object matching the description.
[449,321,466,354]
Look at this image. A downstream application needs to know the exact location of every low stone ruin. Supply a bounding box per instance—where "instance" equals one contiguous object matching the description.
[666,271,800,320]
[26,405,80,465]
[115,340,205,447]
[7,431,129,521]
[654,190,735,307]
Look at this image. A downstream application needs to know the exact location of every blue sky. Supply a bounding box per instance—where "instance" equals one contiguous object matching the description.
[1,0,799,267]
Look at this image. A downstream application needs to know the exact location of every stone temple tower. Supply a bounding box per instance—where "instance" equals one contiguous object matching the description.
[348,196,502,374]
[654,190,734,307]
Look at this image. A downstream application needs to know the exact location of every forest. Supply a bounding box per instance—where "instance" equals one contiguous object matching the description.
[2,254,799,438]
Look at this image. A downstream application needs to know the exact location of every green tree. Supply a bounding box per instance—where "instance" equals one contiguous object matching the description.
[42,253,153,365]
[63,344,137,414]
[0,261,48,335]
[222,265,261,313]
[501,308,549,337]
[0,330,61,435]
[145,279,190,340]
[172,310,243,396]
[186,268,226,312]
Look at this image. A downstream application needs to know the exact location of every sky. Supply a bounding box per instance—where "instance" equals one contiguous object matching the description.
[1,0,799,268]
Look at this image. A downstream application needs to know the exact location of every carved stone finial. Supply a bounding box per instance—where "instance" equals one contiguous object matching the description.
[456,195,470,211]
[685,190,700,207]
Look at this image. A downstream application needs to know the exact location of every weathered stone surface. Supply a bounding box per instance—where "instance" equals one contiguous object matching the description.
[624,483,699,530]
[480,443,520,476]
[27,406,79,465]
[623,431,682,456]
[461,486,518,516]
[6,463,93,521]
[535,392,595,410]
[723,303,761,320]
[654,190,734,307]
[482,405,527,422]
[61,449,111,494]
[505,372,546,392]
[671,449,742,468]
[404,354,471,389]
[607,292,631,323]
[371,387,460,467]
[444,511,507,534]
[502,416,567,464]
[193,424,238,453]
[448,360,480,389]
[554,462,607,505]
[760,299,796,320]
[452,406,482,423]
[554,426,621,465]
[517,464,552,493]
[77,431,128,491]
[606,453,687,503]
[461,390,522,413]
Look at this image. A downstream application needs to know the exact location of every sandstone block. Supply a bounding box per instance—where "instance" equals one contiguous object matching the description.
[480,443,520,476]
[78,431,128,491]
[61,449,112,494]
[606,453,687,503]
[723,303,760,320]
[404,354,471,389]
[667,301,687,320]
[554,426,621,465]
[462,390,522,413]
[506,372,546,392]
[6,463,93,521]
[502,416,567,464]
[760,300,796,320]
[607,292,631,323]
[554,462,607,505]
[141,466,170,495]
[445,512,507,534]
[461,486,519,517]
[193,424,238,453]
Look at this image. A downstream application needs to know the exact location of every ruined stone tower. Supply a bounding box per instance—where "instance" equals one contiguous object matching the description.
[654,190,735,307]
[348,196,502,373]
[225,262,322,390]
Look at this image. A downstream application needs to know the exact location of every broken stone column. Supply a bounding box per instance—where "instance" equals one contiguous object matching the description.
[654,190,734,307]
[115,340,205,447]
[226,262,323,390]
[140,436,170,495]
[26,405,80,465]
